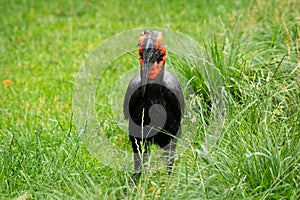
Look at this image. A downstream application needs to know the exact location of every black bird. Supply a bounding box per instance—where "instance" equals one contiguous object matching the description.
[123,30,184,179]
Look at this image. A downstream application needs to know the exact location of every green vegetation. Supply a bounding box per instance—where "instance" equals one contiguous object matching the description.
[0,0,299,199]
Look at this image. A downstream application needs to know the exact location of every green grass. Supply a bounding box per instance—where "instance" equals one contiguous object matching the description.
[1,0,299,199]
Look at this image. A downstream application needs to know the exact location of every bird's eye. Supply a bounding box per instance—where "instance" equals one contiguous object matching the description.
[157,53,163,62]
[154,51,162,62]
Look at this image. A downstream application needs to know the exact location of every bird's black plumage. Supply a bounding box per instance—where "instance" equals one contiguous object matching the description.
[123,30,184,178]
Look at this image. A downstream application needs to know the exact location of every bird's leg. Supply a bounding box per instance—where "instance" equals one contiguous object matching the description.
[132,152,148,178]
[130,153,142,185]
[162,137,177,174]
[130,137,149,184]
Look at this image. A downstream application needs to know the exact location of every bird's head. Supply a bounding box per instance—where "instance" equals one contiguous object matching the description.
[138,30,167,92]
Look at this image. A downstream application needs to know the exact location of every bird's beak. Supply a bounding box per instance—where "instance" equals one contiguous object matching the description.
[141,62,152,96]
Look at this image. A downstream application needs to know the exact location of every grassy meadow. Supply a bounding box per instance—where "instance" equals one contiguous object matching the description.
[0,0,299,199]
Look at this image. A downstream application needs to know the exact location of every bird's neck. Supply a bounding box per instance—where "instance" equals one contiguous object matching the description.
[143,83,164,99]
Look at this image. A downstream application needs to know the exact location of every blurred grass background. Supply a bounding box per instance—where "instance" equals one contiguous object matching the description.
[0,0,299,199]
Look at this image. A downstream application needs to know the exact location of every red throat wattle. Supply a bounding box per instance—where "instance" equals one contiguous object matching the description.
[138,31,167,80]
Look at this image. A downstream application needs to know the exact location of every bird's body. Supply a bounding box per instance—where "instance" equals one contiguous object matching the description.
[123,30,184,178]
[124,71,184,149]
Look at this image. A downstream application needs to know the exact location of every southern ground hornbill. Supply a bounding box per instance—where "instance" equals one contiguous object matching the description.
[123,30,184,179]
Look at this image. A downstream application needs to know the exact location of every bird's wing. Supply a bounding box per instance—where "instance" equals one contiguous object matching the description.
[163,71,185,113]
[123,74,141,120]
